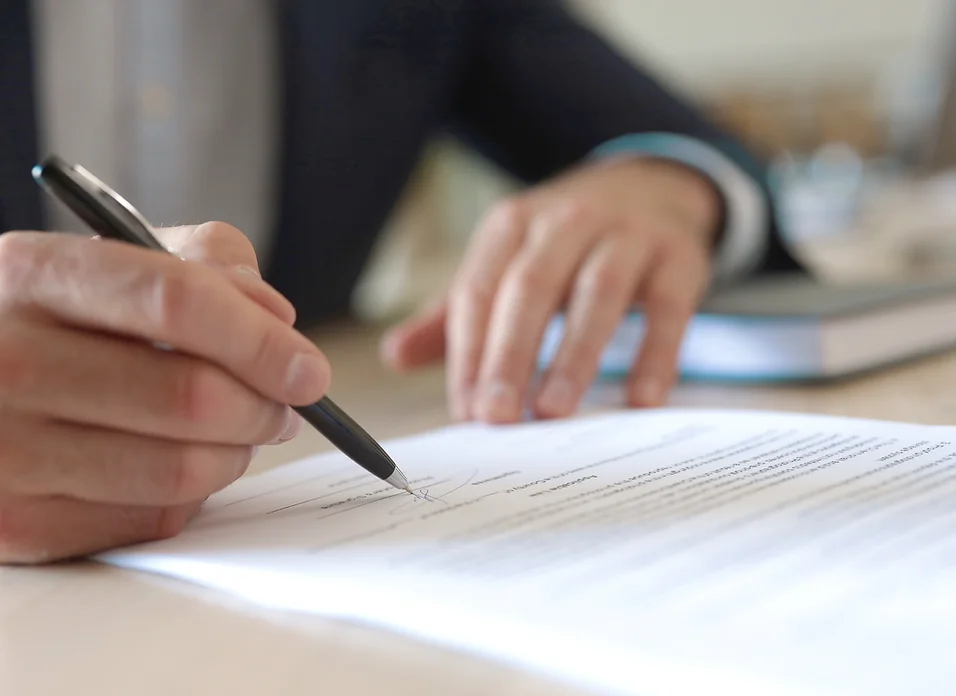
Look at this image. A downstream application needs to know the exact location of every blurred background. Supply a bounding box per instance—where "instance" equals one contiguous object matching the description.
[353,0,956,322]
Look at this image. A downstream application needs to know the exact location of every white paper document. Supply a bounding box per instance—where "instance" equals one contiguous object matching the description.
[100,408,956,695]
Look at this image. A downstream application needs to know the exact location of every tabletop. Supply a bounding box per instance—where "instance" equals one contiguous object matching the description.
[4,319,956,696]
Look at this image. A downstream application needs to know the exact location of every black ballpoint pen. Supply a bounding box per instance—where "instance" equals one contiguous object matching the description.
[31,154,414,495]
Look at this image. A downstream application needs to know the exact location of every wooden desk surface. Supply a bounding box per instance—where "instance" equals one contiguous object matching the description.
[4,321,956,696]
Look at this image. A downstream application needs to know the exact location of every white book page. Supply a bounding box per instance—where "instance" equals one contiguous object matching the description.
[101,409,956,696]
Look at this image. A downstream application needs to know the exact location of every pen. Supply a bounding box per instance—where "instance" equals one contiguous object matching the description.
[31,154,414,496]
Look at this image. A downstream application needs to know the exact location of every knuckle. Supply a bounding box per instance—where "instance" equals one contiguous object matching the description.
[449,279,495,313]
[147,268,199,336]
[509,258,553,298]
[161,445,247,505]
[482,341,528,384]
[196,220,243,239]
[578,261,630,302]
[482,360,517,388]
[164,446,217,504]
[194,220,256,255]
[247,324,285,378]
[527,201,594,246]
[167,361,226,427]
[485,198,526,234]
[557,198,595,229]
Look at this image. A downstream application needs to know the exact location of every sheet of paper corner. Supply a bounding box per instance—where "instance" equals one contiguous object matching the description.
[98,407,956,696]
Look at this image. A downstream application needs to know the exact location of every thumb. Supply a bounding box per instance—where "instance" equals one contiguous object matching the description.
[380,298,447,371]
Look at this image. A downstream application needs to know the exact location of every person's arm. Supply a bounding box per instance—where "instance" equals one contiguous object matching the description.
[386,0,806,422]
[445,0,802,278]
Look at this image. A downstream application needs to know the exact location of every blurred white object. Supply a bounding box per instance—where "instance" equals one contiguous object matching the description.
[860,170,956,270]
[772,144,866,240]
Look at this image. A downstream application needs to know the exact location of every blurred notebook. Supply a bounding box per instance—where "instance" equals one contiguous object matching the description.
[538,273,956,381]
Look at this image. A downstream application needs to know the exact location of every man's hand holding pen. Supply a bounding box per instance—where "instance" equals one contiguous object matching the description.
[0,223,329,563]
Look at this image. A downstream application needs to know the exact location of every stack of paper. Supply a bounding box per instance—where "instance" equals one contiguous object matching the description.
[101,408,956,695]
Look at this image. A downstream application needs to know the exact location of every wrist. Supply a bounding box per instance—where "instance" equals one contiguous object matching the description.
[589,133,770,281]
[660,160,724,246]
[610,156,724,246]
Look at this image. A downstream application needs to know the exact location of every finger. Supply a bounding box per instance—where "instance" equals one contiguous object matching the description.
[223,266,297,326]
[157,222,256,269]
[0,319,296,445]
[627,246,710,407]
[379,298,447,371]
[95,227,296,324]
[0,232,329,406]
[0,496,201,564]
[0,416,253,506]
[474,204,599,423]
[445,201,527,420]
[164,222,297,325]
[534,235,648,418]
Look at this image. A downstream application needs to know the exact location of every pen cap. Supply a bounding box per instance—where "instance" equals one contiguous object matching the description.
[32,155,167,251]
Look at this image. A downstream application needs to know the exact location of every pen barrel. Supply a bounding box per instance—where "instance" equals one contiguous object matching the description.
[294,399,396,480]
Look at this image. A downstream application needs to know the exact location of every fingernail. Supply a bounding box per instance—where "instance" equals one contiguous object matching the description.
[537,377,575,415]
[235,265,261,278]
[234,449,254,479]
[285,352,329,403]
[480,381,519,421]
[277,408,301,442]
[632,378,662,406]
